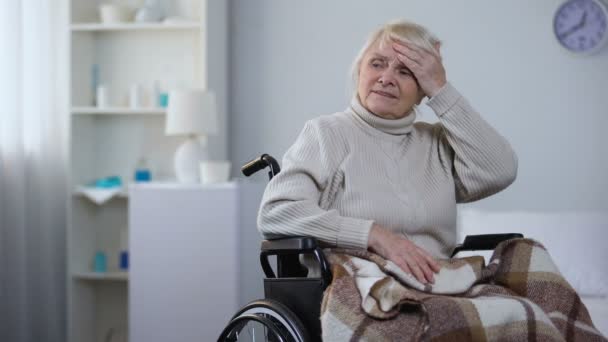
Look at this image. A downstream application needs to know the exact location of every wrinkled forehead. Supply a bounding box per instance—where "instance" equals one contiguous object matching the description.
[363,38,400,63]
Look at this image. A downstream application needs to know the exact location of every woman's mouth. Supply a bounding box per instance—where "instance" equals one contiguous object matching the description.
[372,90,397,99]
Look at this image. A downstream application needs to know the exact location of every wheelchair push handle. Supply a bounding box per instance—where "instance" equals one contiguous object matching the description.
[241,154,281,180]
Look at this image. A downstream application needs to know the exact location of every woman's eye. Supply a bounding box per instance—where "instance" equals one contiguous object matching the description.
[399,69,412,76]
[371,62,382,68]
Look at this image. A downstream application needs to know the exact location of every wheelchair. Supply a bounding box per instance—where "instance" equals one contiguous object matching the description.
[217,154,523,342]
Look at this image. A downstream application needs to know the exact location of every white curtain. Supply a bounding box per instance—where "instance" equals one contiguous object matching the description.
[0,1,68,341]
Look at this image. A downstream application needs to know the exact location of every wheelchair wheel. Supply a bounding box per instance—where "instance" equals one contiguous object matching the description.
[218,299,310,342]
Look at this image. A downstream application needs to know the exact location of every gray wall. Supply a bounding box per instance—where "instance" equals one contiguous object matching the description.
[230,0,608,212]
[230,0,608,305]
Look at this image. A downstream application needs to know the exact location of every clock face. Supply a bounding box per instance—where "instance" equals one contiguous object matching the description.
[554,0,608,53]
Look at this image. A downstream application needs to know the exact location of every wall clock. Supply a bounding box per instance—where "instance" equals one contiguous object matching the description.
[553,0,608,54]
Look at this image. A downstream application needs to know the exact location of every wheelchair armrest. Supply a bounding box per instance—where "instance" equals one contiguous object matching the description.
[261,236,319,253]
[260,236,332,289]
[451,233,524,257]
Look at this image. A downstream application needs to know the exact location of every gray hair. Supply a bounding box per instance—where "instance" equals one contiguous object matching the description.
[350,20,442,92]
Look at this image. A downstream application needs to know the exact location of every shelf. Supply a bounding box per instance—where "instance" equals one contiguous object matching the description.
[73,187,128,204]
[130,181,237,190]
[73,272,129,281]
[72,107,165,115]
[71,22,201,32]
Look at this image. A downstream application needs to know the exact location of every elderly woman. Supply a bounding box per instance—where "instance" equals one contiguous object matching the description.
[257,20,517,286]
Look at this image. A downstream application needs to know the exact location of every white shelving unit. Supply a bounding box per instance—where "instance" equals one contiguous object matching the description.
[65,1,227,341]
[71,22,202,31]
[72,106,166,115]
[73,272,129,281]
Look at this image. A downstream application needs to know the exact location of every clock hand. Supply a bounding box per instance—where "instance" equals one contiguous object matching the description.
[559,11,588,40]
[581,10,588,27]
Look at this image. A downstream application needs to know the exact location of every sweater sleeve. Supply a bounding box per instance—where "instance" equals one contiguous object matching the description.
[427,82,518,203]
[257,119,374,249]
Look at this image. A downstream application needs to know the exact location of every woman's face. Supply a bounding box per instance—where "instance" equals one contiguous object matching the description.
[357,40,424,119]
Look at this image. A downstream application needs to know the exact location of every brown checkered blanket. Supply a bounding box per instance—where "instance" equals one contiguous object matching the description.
[320,238,607,341]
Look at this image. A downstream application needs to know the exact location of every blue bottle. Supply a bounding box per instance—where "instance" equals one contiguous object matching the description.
[93,251,107,273]
[134,158,151,182]
[159,92,169,108]
[119,251,129,270]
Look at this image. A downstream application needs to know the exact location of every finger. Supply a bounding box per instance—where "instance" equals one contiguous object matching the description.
[394,50,421,71]
[399,41,423,53]
[392,43,423,64]
[391,41,409,54]
[397,41,441,64]
[416,247,442,273]
[396,41,430,59]
[403,41,439,60]
[411,252,435,284]
[404,255,428,284]
[430,258,442,273]
[395,258,413,277]
[414,254,436,284]
[391,41,421,58]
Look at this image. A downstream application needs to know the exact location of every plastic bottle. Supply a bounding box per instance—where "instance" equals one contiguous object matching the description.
[94,251,107,273]
[134,157,151,182]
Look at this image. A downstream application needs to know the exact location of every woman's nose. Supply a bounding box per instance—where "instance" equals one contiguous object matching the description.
[377,71,396,86]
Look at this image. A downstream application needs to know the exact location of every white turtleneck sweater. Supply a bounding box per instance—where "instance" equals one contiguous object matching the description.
[257,83,517,258]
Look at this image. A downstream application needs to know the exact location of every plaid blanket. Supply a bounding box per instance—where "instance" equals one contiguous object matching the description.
[320,238,607,341]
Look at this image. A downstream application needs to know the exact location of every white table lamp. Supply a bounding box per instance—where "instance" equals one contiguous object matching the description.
[166,89,218,183]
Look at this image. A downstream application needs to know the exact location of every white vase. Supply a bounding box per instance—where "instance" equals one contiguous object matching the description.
[174,136,208,183]
[135,0,163,22]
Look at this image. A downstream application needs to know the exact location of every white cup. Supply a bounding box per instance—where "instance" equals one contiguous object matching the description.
[199,161,231,185]
[99,4,133,24]
[96,85,109,108]
[129,83,143,109]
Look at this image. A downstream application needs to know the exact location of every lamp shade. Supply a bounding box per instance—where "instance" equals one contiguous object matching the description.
[165,89,218,136]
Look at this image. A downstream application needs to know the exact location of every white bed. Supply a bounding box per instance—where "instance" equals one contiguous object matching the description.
[457,208,608,337]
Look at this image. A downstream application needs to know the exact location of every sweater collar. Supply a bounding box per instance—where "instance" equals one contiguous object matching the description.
[349,96,416,135]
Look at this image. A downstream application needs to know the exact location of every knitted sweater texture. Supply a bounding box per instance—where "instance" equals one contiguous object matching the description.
[257,83,517,258]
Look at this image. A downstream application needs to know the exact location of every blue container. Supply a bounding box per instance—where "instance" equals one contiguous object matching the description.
[93,176,122,188]
[120,251,129,270]
[159,92,169,108]
[94,251,107,273]
[134,158,151,182]
[134,169,151,182]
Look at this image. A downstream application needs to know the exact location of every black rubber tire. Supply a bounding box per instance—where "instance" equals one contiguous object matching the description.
[218,298,310,342]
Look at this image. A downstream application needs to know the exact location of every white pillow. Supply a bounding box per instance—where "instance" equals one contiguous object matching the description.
[457,208,608,297]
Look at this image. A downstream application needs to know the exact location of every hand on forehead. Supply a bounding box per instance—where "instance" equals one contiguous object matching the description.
[367,42,412,70]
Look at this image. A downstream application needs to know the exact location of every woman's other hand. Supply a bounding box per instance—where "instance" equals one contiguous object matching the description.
[368,223,441,284]
[392,40,446,98]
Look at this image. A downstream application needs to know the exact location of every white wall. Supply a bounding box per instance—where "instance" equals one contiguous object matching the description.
[229,0,608,212]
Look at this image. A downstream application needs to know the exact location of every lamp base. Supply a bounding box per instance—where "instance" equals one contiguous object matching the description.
[174,137,208,183]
